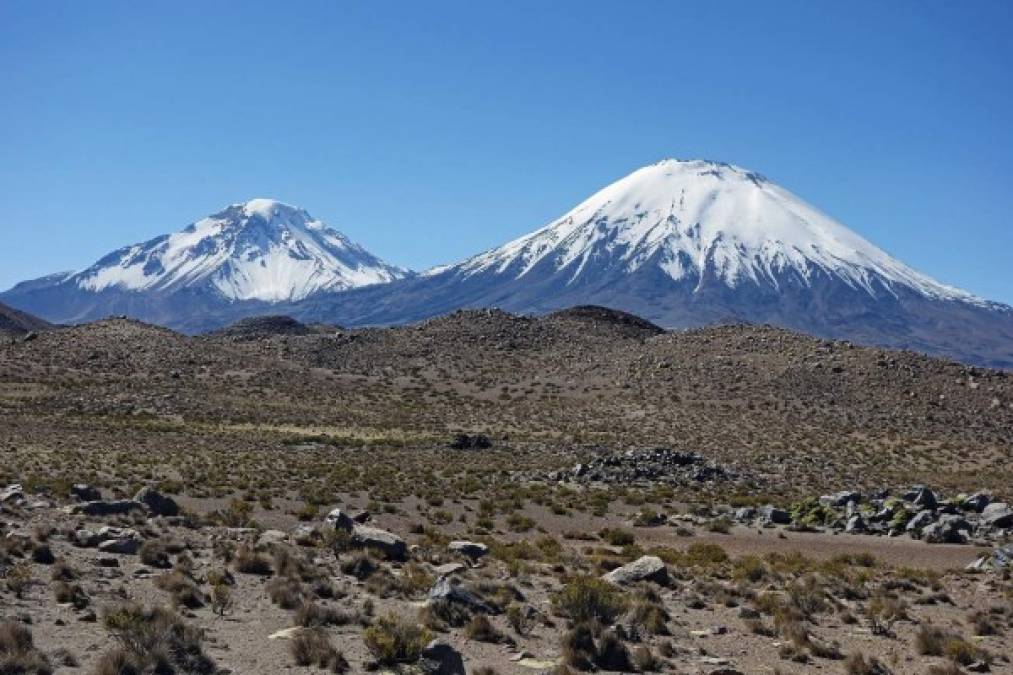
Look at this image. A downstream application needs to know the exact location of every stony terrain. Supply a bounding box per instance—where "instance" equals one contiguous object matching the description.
[0,307,1010,674]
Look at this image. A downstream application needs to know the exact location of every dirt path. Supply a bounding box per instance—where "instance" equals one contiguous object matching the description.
[637,524,987,571]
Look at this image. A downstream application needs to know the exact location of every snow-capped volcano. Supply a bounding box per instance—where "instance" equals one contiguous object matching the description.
[77,198,407,302]
[457,159,983,307]
[286,159,1012,367]
[1,199,410,331]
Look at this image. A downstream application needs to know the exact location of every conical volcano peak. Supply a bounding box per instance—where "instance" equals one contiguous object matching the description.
[458,160,985,307]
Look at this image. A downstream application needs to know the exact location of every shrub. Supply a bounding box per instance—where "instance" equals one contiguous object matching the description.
[629,597,669,635]
[599,528,635,546]
[421,599,472,631]
[233,545,272,575]
[210,582,233,617]
[560,623,596,670]
[290,628,349,672]
[706,517,733,534]
[844,652,889,675]
[0,621,52,674]
[52,581,89,609]
[363,613,431,666]
[552,576,628,625]
[154,570,205,609]
[506,603,536,636]
[916,624,947,656]
[139,540,171,568]
[295,601,357,627]
[464,615,506,643]
[99,603,215,674]
[631,645,661,672]
[266,577,305,609]
[5,561,32,597]
[340,552,378,580]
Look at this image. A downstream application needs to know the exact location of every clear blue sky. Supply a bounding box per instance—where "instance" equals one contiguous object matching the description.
[2,1,1011,302]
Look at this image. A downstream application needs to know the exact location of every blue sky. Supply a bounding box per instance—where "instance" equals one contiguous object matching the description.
[1,1,1011,302]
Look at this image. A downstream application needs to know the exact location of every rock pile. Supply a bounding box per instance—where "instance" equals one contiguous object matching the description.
[548,448,737,486]
[735,485,1010,545]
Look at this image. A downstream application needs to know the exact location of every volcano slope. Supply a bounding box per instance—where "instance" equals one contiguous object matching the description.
[0,307,1010,674]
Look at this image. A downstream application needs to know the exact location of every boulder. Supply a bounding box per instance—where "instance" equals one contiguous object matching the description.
[428,576,497,614]
[324,508,354,532]
[733,507,756,522]
[923,515,970,544]
[911,487,938,511]
[845,514,866,533]
[963,493,991,513]
[134,487,179,517]
[966,544,1012,571]
[72,529,99,548]
[820,491,861,508]
[433,562,466,577]
[350,525,407,561]
[448,540,489,559]
[905,509,936,534]
[96,527,141,555]
[870,505,895,522]
[70,500,144,516]
[70,484,102,502]
[758,505,790,525]
[419,640,466,675]
[603,555,668,585]
[982,502,1013,529]
[258,529,288,545]
[291,524,319,545]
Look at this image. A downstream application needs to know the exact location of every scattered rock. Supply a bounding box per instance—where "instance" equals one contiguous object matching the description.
[449,433,492,450]
[257,529,288,545]
[603,555,668,585]
[350,525,407,561]
[967,544,1013,571]
[923,514,970,544]
[70,500,144,517]
[982,502,1013,529]
[845,514,866,533]
[70,484,102,502]
[758,505,790,525]
[821,490,861,508]
[324,508,354,532]
[911,487,938,510]
[96,527,141,554]
[963,492,991,513]
[0,483,25,504]
[448,540,488,559]
[134,486,180,517]
[433,562,466,577]
[419,640,466,675]
[73,529,99,548]
[428,576,498,614]
[733,507,756,522]
[905,509,936,535]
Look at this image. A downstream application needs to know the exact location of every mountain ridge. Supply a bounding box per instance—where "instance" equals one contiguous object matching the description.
[3,160,1011,367]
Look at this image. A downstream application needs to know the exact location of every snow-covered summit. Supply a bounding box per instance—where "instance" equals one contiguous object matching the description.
[459,159,985,306]
[74,199,410,302]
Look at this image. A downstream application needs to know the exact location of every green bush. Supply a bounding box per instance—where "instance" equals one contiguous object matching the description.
[552,575,628,625]
[363,613,431,665]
